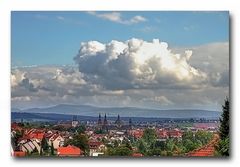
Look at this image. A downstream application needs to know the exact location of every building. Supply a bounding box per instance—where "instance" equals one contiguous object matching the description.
[128,129,144,139]
[132,153,144,157]
[156,129,168,141]
[47,134,65,149]
[168,128,183,139]
[88,140,106,156]
[97,113,102,126]
[57,145,82,157]
[115,114,122,127]
[12,151,26,157]
[72,115,79,128]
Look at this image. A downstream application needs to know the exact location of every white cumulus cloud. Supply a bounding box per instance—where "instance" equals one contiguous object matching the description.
[74,38,207,90]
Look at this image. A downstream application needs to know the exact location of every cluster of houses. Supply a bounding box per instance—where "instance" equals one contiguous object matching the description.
[11,114,218,157]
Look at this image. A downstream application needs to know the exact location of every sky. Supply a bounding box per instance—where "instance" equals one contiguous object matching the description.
[11,11,229,111]
[12,11,229,66]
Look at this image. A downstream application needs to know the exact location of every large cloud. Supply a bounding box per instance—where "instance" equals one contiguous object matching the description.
[74,38,208,90]
[11,40,229,111]
[173,42,229,87]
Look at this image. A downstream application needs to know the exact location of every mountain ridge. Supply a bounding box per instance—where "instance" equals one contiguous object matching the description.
[12,104,221,119]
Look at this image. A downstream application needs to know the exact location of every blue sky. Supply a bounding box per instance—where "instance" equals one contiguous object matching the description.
[11,11,229,66]
[11,11,229,110]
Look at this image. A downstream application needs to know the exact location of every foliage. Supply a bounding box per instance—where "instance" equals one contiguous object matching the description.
[65,133,89,155]
[41,137,49,152]
[50,142,54,155]
[52,125,67,131]
[94,128,104,134]
[12,130,24,147]
[219,98,230,139]
[107,146,133,156]
[142,128,157,144]
[215,137,229,156]
[216,97,230,156]
[125,140,133,150]
[76,125,86,134]
[137,139,147,154]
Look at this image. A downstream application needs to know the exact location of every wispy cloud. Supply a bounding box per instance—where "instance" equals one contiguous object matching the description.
[138,26,159,33]
[183,25,198,31]
[55,16,83,25]
[34,14,83,25]
[56,16,65,20]
[87,11,147,25]
[34,14,49,20]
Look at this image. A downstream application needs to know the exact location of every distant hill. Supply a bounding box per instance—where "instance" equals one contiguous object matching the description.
[11,104,221,119]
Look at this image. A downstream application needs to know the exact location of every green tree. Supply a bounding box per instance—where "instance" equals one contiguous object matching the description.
[40,147,43,156]
[166,139,176,153]
[216,98,230,156]
[154,140,166,150]
[50,142,54,155]
[12,130,23,147]
[125,140,132,150]
[215,137,229,156]
[219,98,230,139]
[183,139,196,152]
[65,133,89,155]
[41,137,49,152]
[143,128,157,144]
[113,140,119,147]
[76,125,86,134]
[195,130,213,145]
[111,146,133,156]
[137,139,147,154]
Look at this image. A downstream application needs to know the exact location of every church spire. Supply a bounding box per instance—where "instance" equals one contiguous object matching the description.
[98,113,102,125]
[104,113,108,126]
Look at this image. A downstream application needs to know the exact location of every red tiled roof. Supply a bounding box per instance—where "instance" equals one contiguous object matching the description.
[129,130,144,138]
[132,153,144,157]
[13,151,26,157]
[28,132,45,140]
[49,134,62,141]
[168,129,182,137]
[57,145,82,156]
[186,134,219,157]
[11,123,23,131]
[157,129,168,138]
[88,141,103,149]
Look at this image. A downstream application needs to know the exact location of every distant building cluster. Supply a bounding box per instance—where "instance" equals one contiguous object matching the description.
[11,114,219,157]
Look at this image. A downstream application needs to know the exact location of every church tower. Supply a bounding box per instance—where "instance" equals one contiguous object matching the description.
[115,114,122,127]
[97,113,102,125]
[129,118,133,129]
[103,113,108,126]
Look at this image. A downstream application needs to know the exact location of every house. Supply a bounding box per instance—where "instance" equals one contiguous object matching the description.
[72,120,79,128]
[132,153,144,157]
[156,129,168,141]
[48,134,65,149]
[168,128,183,139]
[17,129,45,153]
[57,145,82,157]
[11,122,23,132]
[128,129,143,139]
[18,138,41,154]
[13,151,26,157]
[88,140,106,156]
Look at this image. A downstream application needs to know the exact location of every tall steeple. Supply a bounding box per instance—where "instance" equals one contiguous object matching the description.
[103,113,108,126]
[98,113,102,125]
[129,118,133,129]
[129,118,132,125]
[115,114,122,127]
